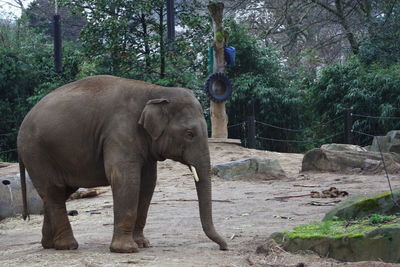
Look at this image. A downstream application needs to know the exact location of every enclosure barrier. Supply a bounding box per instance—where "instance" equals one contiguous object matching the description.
[224,109,400,150]
[1,111,400,158]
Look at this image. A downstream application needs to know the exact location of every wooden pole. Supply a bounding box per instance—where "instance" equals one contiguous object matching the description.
[247,116,256,148]
[208,2,228,138]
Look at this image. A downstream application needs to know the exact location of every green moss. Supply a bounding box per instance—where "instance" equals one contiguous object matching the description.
[371,191,392,199]
[353,192,392,212]
[354,198,380,212]
[283,217,400,240]
[216,31,224,42]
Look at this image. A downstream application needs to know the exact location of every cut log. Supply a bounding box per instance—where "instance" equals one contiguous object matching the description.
[302,148,400,174]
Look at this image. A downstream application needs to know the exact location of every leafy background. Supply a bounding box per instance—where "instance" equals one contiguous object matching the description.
[1,0,400,161]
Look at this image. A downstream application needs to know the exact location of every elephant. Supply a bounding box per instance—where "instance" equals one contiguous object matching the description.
[17,75,227,253]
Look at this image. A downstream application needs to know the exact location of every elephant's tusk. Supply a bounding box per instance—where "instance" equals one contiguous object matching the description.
[190,165,200,182]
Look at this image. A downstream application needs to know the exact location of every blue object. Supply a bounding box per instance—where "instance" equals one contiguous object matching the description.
[224,46,236,67]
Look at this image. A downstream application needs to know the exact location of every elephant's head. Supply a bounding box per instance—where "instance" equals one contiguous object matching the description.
[139,89,227,250]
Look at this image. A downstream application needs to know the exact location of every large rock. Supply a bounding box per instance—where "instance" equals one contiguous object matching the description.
[0,173,43,220]
[301,148,400,174]
[321,143,367,152]
[212,158,286,180]
[323,190,400,221]
[271,224,400,263]
[370,130,400,154]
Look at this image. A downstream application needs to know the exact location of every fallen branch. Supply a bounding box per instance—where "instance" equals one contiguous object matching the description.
[309,200,341,206]
[272,193,313,200]
[293,184,320,188]
[153,199,233,203]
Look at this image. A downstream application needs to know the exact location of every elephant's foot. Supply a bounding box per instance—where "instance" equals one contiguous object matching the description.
[54,235,78,250]
[133,232,150,248]
[110,235,139,253]
[41,237,54,249]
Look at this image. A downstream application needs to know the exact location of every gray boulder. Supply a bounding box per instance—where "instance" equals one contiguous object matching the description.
[302,148,400,174]
[323,190,400,221]
[0,173,43,220]
[370,130,400,153]
[212,158,286,180]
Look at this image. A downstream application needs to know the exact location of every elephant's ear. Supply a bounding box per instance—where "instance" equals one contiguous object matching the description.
[139,99,170,140]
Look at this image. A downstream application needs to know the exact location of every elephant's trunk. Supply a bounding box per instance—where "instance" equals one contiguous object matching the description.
[194,162,227,250]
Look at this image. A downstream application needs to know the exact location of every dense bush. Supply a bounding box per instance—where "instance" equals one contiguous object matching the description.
[0,19,83,161]
[224,21,310,152]
[310,59,400,146]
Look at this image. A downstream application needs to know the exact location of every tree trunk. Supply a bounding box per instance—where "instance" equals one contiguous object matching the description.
[141,13,151,72]
[159,5,165,79]
[208,2,228,138]
[334,0,358,54]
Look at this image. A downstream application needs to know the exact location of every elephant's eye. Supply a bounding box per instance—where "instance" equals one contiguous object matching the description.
[186,130,195,139]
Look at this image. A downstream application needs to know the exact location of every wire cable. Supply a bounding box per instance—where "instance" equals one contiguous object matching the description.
[257,132,343,143]
[0,148,17,154]
[256,115,343,133]
[227,122,245,129]
[0,131,18,137]
[351,113,400,120]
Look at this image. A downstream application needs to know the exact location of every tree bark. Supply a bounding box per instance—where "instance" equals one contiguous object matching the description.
[208,2,228,139]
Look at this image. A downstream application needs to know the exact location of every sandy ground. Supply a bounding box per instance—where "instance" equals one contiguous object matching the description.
[1,142,400,266]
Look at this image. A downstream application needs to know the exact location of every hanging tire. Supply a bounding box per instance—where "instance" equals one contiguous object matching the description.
[204,72,233,102]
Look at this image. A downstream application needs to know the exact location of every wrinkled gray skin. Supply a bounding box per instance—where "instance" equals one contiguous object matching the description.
[17,75,227,253]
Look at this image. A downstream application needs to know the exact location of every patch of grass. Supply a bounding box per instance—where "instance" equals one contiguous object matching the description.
[368,214,396,225]
[283,215,400,240]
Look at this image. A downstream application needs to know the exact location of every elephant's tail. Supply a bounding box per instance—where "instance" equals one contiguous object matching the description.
[19,156,29,220]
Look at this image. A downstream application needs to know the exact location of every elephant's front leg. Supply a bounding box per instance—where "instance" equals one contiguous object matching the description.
[105,158,142,253]
[134,160,157,248]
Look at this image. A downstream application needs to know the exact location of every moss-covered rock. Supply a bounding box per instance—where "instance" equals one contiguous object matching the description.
[323,190,400,221]
[271,218,400,262]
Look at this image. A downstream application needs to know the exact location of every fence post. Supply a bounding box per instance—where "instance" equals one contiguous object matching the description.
[247,116,256,148]
[344,109,353,144]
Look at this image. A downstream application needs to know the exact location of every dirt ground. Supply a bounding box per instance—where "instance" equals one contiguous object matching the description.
[1,142,400,266]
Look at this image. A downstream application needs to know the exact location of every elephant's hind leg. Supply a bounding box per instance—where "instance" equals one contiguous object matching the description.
[41,203,54,248]
[46,185,79,250]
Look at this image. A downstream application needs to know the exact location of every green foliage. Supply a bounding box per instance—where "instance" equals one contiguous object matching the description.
[224,21,309,152]
[2,1,400,160]
[0,17,83,161]
[358,4,400,66]
[310,58,400,146]
[26,0,86,41]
